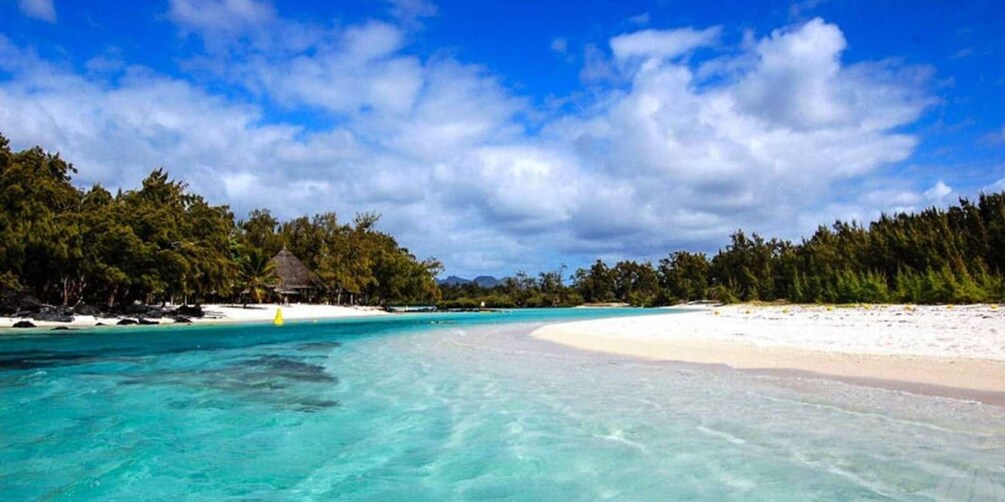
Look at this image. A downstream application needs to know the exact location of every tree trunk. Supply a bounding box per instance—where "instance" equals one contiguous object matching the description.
[75,278,86,307]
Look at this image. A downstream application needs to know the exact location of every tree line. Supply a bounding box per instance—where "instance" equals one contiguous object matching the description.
[5,133,1005,309]
[442,195,1005,307]
[0,135,441,308]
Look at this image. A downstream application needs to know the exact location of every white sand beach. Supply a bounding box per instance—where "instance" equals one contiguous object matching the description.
[533,304,1005,395]
[196,304,388,323]
[0,303,388,329]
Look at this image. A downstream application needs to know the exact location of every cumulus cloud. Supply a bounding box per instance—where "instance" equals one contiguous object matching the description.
[17,0,55,22]
[0,16,938,275]
[548,18,933,251]
[735,19,930,131]
[246,22,415,115]
[924,180,953,202]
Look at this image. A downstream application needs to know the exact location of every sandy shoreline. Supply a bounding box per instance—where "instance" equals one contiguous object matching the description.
[532,304,1005,397]
[0,303,388,330]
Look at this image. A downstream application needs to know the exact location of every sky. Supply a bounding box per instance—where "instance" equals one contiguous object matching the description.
[1,0,1003,278]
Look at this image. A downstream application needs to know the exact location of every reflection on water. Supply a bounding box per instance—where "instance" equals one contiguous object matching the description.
[1,310,1004,500]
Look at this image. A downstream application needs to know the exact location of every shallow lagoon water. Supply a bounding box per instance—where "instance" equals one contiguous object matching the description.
[1,309,1004,500]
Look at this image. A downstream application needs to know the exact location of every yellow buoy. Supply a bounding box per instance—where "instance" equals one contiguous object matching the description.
[273,308,284,327]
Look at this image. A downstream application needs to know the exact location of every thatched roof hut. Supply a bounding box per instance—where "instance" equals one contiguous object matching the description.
[270,249,321,295]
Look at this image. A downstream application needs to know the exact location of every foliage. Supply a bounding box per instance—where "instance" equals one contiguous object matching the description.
[446,192,1005,307]
[5,133,1005,309]
[0,135,440,307]
[561,194,1005,305]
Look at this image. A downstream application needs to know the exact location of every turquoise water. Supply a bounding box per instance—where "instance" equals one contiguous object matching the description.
[2,308,1004,500]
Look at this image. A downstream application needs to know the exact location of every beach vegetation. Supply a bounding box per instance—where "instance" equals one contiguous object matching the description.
[444,191,1005,307]
[0,135,440,309]
[5,134,1005,310]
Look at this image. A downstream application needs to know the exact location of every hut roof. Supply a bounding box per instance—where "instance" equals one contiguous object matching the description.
[270,249,321,292]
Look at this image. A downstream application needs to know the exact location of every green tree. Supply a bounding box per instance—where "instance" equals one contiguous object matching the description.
[238,247,279,305]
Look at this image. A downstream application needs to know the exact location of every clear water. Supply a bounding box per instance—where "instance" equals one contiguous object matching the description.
[1,309,1003,500]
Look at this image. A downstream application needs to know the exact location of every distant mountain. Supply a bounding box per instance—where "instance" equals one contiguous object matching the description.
[471,276,502,288]
[438,276,471,286]
[437,275,503,288]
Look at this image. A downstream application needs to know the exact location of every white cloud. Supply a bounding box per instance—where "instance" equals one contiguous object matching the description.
[985,178,1005,193]
[241,22,421,117]
[951,47,974,59]
[550,37,568,54]
[579,43,617,83]
[734,18,849,129]
[387,0,437,24]
[789,0,824,20]
[610,26,720,62]
[548,18,932,251]
[17,0,55,22]
[924,180,953,202]
[628,13,650,27]
[0,16,938,276]
[733,18,930,132]
[168,0,275,37]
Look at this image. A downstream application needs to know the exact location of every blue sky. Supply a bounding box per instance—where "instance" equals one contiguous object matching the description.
[1,0,1003,277]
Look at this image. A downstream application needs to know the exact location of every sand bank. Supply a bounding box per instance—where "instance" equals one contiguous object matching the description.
[532,304,1005,395]
[0,303,387,329]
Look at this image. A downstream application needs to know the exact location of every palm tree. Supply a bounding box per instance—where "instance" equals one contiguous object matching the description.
[238,248,278,307]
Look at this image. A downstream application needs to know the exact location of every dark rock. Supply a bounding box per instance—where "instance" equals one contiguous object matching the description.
[143,308,164,319]
[122,303,143,312]
[31,309,74,323]
[122,304,154,316]
[174,305,204,318]
[16,296,44,314]
[0,290,20,315]
[172,317,192,324]
[73,303,103,316]
[111,304,166,318]
[12,320,36,328]
[137,318,159,325]
[51,326,72,331]
[117,319,138,326]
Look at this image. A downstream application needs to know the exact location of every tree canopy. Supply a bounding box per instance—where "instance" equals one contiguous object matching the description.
[4,133,1004,310]
[442,197,1005,307]
[0,134,441,307]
